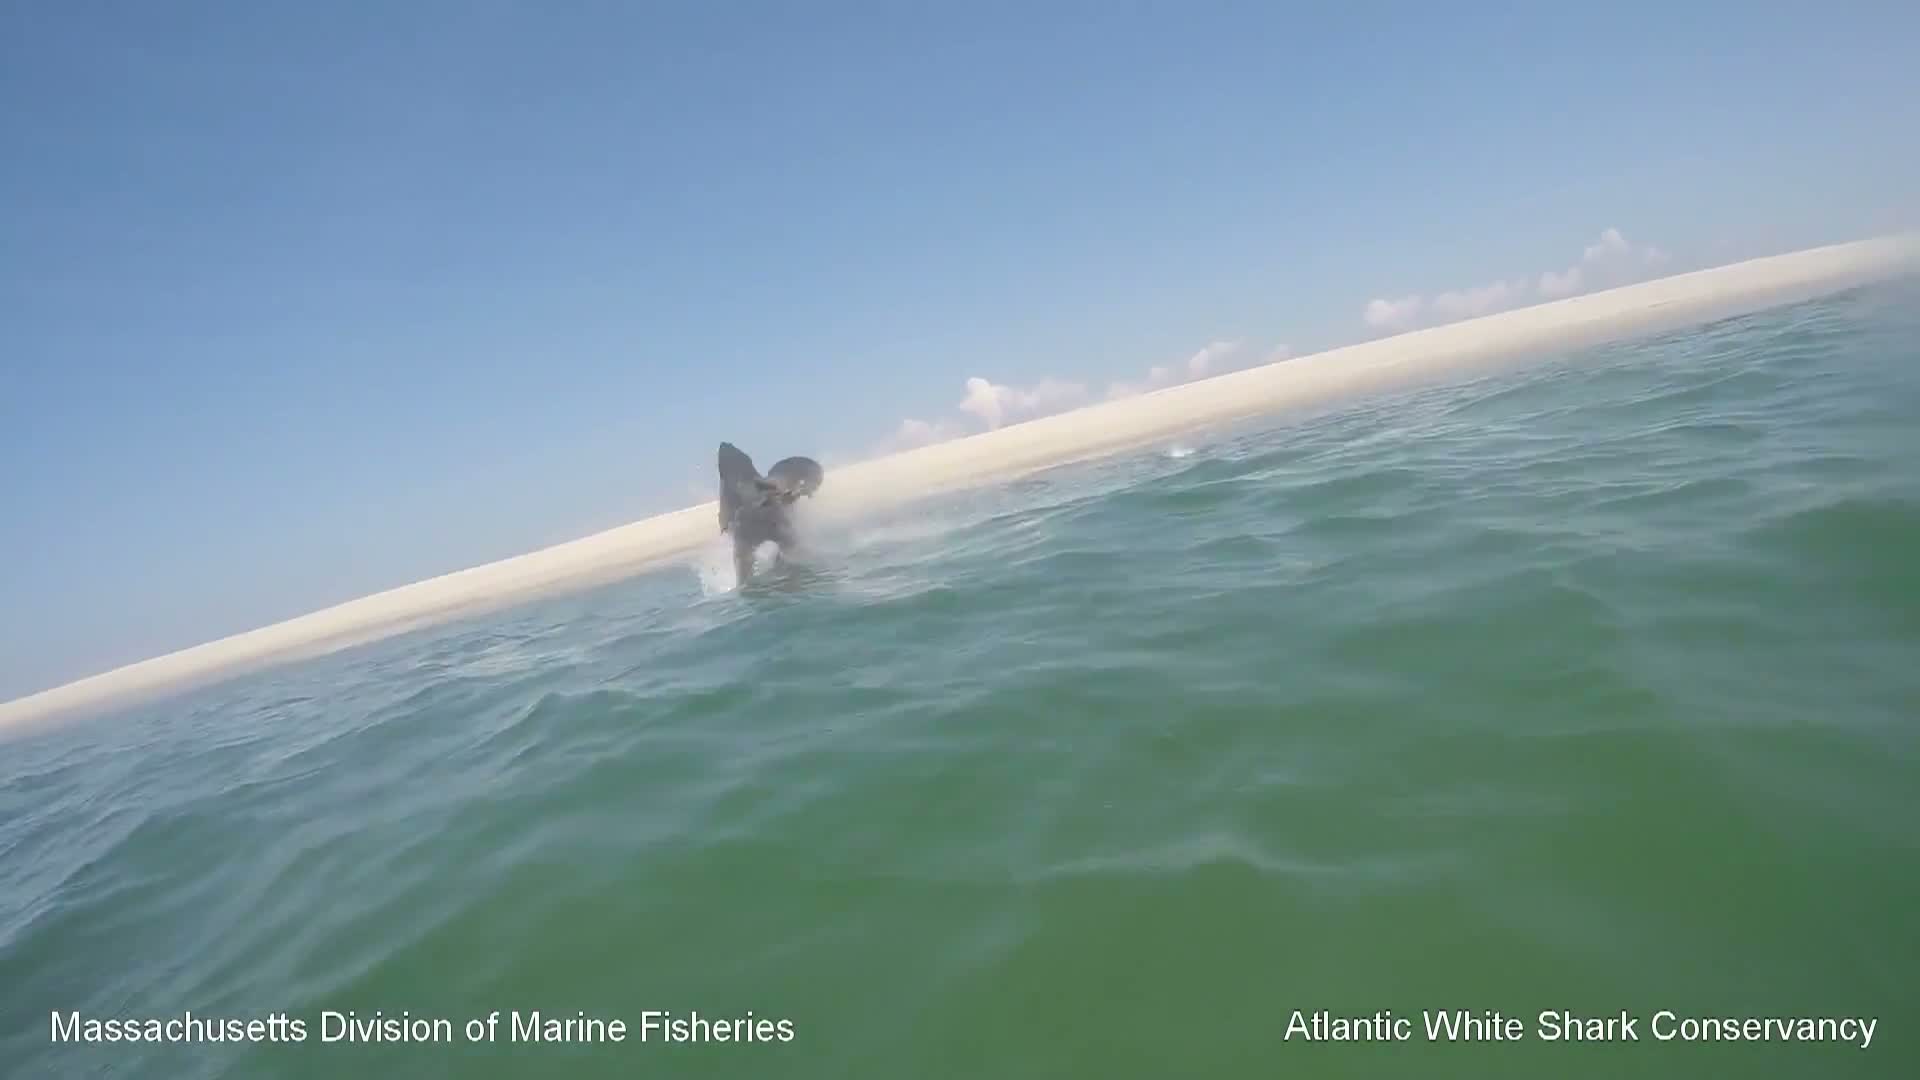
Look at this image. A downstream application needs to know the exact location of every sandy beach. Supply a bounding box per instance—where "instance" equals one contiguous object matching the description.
[4,231,1915,733]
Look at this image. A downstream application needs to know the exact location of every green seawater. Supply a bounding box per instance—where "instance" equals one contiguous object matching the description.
[4,280,1919,1079]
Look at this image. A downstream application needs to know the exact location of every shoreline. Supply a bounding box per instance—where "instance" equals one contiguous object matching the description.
[4,231,1916,734]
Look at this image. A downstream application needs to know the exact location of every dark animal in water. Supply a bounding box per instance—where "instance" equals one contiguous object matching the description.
[716,442,824,584]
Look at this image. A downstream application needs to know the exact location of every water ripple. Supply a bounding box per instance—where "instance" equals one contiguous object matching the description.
[5,280,1920,1077]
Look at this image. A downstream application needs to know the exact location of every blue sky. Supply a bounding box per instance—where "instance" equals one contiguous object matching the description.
[3,3,1917,700]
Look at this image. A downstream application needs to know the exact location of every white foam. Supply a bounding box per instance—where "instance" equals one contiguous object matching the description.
[5,232,1917,734]
[691,537,742,597]
[689,536,785,597]
[839,518,965,550]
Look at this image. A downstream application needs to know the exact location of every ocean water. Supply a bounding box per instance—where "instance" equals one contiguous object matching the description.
[4,279,1918,1079]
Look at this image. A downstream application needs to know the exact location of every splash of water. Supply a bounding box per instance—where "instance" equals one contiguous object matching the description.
[691,536,780,596]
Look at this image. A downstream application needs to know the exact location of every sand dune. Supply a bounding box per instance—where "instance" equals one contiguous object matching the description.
[4,232,1917,734]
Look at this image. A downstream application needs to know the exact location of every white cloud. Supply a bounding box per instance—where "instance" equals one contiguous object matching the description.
[1538,266,1583,298]
[1109,340,1244,399]
[1364,227,1669,328]
[1185,339,1237,378]
[1364,294,1424,329]
[1560,227,1667,291]
[957,375,1087,430]
[1430,278,1526,321]
[1583,227,1630,264]
[878,339,1281,458]
[893,417,963,448]
[861,416,969,459]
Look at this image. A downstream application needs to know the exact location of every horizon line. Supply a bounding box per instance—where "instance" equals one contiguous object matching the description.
[5,229,1918,736]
